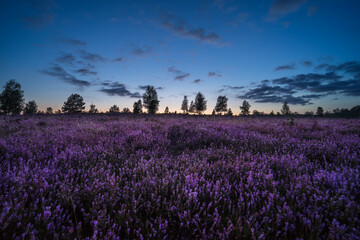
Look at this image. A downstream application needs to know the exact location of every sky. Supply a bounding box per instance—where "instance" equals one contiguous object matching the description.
[0,0,359,114]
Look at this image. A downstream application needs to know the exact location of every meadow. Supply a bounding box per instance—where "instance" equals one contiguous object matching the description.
[0,114,359,239]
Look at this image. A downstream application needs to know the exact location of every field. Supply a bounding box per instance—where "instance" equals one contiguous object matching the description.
[1,114,359,239]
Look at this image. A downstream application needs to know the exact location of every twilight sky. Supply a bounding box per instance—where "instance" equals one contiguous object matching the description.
[1,0,359,114]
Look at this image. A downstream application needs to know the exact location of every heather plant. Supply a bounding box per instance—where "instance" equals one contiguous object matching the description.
[0,115,359,239]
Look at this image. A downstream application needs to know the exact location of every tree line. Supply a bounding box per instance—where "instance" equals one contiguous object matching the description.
[0,79,359,117]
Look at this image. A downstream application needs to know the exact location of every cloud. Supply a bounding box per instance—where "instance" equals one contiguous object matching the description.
[113,57,123,62]
[58,38,87,46]
[208,71,222,77]
[168,66,191,81]
[132,46,152,56]
[99,82,141,98]
[41,65,91,88]
[73,68,97,76]
[222,85,244,90]
[21,0,56,28]
[307,5,318,16]
[274,63,296,71]
[301,61,312,67]
[267,0,307,21]
[55,53,76,65]
[138,85,163,90]
[159,12,225,46]
[80,50,106,62]
[193,79,201,83]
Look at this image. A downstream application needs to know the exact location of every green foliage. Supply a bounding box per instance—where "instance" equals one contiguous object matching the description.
[0,79,24,114]
[194,92,207,115]
[24,100,38,114]
[133,100,143,114]
[215,95,228,114]
[142,86,159,114]
[240,100,251,115]
[62,94,85,113]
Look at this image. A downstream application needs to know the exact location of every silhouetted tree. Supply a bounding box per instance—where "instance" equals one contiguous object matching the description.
[304,111,314,116]
[109,105,119,112]
[181,95,189,113]
[227,108,233,116]
[281,102,291,116]
[215,95,228,115]
[55,109,62,114]
[164,106,169,114]
[316,107,324,116]
[212,109,216,115]
[133,100,143,114]
[46,107,53,114]
[351,105,360,117]
[24,100,38,114]
[240,100,251,115]
[189,101,195,114]
[194,92,207,115]
[269,110,275,116]
[253,110,265,116]
[62,94,85,113]
[0,79,24,114]
[122,107,130,113]
[89,103,98,113]
[142,85,159,114]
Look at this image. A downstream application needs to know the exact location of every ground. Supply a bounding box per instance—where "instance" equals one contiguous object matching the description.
[0,114,359,239]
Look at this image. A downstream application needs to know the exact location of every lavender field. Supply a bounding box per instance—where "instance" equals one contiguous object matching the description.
[1,114,359,239]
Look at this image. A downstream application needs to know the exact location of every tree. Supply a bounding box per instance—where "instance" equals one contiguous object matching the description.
[122,107,130,113]
[227,108,233,116]
[62,94,85,113]
[109,105,119,112]
[240,100,251,115]
[0,79,24,114]
[316,107,324,116]
[89,103,98,113]
[304,111,314,116]
[46,107,53,114]
[181,95,189,113]
[24,100,38,114]
[55,109,62,114]
[212,109,216,115]
[215,95,228,115]
[189,101,195,114]
[269,110,275,116]
[133,100,143,114]
[281,102,291,116]
[142,85,159,114]
[164,106,169,114]
[194,92,207,115]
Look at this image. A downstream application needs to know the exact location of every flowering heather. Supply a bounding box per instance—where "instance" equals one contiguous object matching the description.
[0,114,359,239]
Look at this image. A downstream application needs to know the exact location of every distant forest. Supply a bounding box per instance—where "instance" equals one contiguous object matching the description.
[1,79,359,118]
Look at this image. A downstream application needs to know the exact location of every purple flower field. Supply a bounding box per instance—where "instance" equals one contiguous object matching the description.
[1,114,359,239]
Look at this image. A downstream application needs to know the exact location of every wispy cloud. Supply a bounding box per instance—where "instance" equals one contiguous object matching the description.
[21,0,56,28]
[267,0,308,21]
[58,38,87,46]
[193,79,201,83]
[99,81,141,98]
[274,63,296,71]
[138,85,163,90]
[168,66,191,81]
[208,71,222,77]
[113,57,123,62]
[80,50,106,62]
[55,53,76,65]
[41,65,91,88]
[158,12,226,46]
[131,45,153,57]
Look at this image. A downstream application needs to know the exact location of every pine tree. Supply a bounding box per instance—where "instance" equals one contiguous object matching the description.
[194,92,207,115]
[240,100,251,115]
[181,95,189,113]
[62,94,85,113]
[0,79,24,114]
[142,86,159,114]
[215,96,228,115]
[24,100,38,114]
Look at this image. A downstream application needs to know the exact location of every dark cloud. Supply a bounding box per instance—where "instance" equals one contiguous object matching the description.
[301,61,312,67]
[193,79,201,83]
[41,65,91,88]
[113,57,123,62]
[58,38,87,46]
[314,63,329,71]
[99,82,141,98]
[318,56,333,62]
[274,63,296,71]
[208,71,222,77]
[21,0,56,28]
[267,0,307,21]
[159,12,224,46]
[168,66,191,81]
[55,53,76,65]
[132,46,152,56]
[138,85,163,90]
[222,85,244,90]
[73,68,97,76]
[80,50,106,62]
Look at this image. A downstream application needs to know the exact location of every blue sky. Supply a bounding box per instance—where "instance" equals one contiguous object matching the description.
[0,0,359,114]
